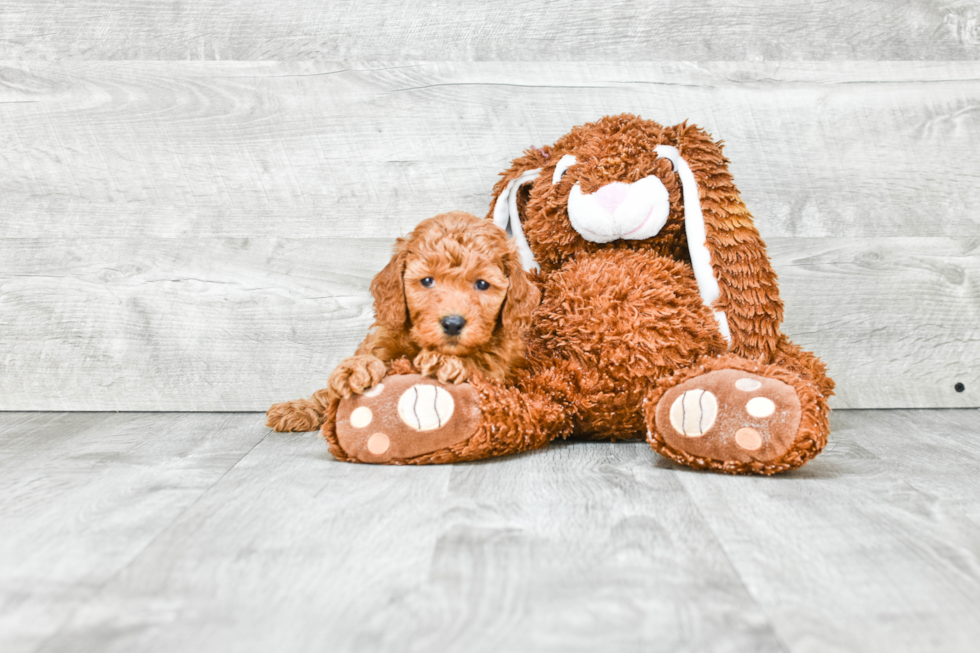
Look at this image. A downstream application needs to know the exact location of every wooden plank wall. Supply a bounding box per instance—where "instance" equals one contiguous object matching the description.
[0,6,978,411]
[2,1,979,60]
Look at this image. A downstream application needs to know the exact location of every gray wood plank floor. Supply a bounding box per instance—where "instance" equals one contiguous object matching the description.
[1,410,978,653]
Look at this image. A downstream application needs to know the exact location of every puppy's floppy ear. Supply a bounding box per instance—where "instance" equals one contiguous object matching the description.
[370,237,410,332]
[500,248,540,333]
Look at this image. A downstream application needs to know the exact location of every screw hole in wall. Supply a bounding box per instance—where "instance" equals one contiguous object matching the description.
[954,382,965,393]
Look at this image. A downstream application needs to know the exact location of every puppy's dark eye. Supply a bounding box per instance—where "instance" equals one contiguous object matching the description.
[475,279,490,291]
[421,277,434,288]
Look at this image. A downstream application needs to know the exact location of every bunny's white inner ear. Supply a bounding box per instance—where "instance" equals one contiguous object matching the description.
[654,145,731,347]
[492,168,542,271]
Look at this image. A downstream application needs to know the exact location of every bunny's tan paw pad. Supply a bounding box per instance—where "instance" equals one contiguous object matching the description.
[652,369,802,467]
[334,374,481,463]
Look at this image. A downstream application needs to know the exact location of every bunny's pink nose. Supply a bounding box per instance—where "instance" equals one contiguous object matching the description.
[594,182,630,215]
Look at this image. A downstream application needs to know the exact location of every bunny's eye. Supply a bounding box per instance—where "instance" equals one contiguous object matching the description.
[421,277,434,288]
[475,279,490,291]
[552,154,578,185]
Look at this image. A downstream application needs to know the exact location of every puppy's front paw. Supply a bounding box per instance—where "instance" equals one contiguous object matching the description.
[414,351,471,384]
[328,355,387,398]
[388,357,416,376]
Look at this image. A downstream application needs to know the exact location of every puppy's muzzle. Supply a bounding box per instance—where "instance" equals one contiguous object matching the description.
[440,315,466,336]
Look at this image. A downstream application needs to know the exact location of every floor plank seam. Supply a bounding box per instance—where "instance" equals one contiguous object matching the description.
[677,476,793,653]
[29,415,272,653]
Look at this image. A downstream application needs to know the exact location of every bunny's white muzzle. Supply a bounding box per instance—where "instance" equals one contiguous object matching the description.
[567,175,671,243]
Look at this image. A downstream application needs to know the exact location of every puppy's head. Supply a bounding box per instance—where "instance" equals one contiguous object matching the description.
[371,211,539,356]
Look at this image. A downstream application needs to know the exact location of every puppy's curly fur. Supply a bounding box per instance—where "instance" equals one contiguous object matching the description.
[266,211,540,432]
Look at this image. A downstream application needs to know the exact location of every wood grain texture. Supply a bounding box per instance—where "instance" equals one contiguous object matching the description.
[1,409,978,652]
[0,237,387,411]
[1,1,978,60]
[0,412,268,653]
[1,236,976,411]
[2,61,978,410]
[674,408,980,652]
[3,61,980,240]
[772,237,979,409]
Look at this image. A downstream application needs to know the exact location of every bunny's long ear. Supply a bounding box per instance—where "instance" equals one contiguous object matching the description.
[668,124,784,360]
[486,148,551,272]
[492,168,541,271]
[653,143,731,347]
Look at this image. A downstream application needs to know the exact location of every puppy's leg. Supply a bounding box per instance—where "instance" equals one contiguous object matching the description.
[413,351,472,384]
[267,354,388,432]
[266,388,334,433]
[328,355,388,397]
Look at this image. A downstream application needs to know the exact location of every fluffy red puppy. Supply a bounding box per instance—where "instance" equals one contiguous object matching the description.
[265,211,539,433]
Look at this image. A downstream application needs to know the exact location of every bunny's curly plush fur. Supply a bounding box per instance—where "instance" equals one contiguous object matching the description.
[322,114,834,475]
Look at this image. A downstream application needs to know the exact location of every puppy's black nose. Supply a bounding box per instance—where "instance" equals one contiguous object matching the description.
[440,315,466,336]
